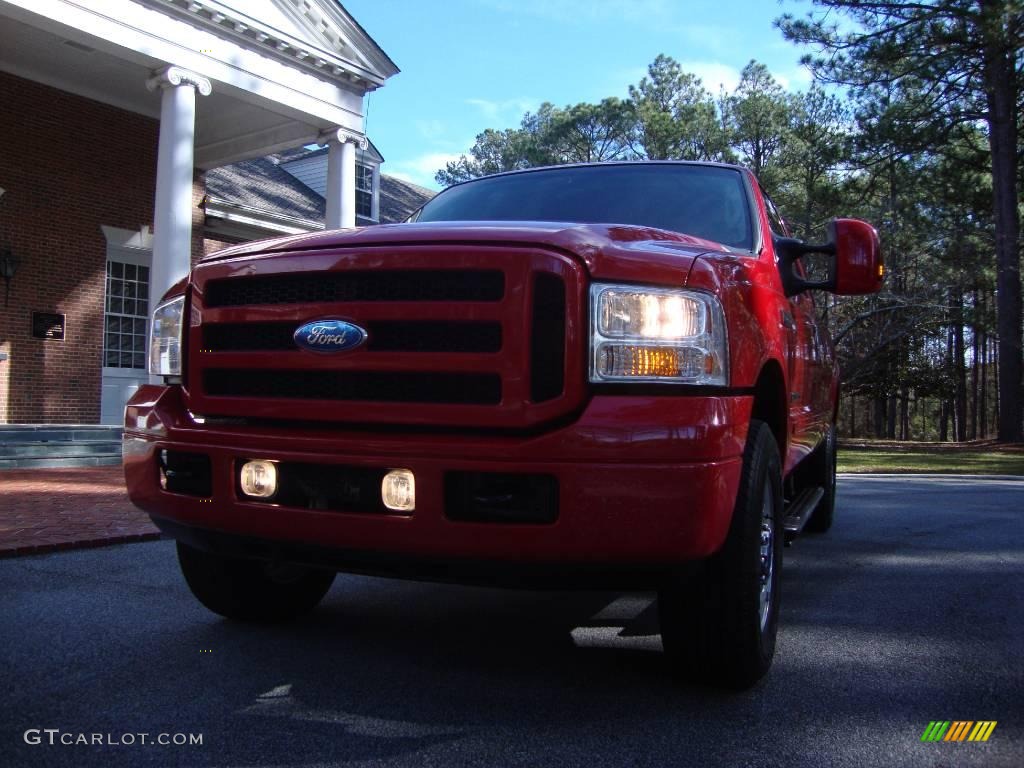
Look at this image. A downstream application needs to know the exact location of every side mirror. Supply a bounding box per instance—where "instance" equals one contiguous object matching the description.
[829,218,883,295]
[775,218,883,297]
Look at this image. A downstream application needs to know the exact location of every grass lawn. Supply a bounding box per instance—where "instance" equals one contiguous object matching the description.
[838,441,1024,475]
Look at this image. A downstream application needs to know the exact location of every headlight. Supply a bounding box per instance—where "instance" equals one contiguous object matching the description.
[149,295,185,376]
[589,284,728,385]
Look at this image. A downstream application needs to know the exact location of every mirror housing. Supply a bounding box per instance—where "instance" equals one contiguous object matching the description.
[830,218,883,295]
[775,218,883,297]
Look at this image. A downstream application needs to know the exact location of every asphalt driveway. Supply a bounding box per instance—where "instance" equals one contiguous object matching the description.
[1,475,1021,767]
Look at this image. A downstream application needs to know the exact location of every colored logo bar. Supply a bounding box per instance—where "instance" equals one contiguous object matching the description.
[921,721,997,742]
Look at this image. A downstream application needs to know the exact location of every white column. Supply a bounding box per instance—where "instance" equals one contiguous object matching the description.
[145,66,211,319]
[370,163,381,222]
[320,128,368,229]
[340,139,356,228]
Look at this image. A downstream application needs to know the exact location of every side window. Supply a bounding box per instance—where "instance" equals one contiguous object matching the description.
[356,164,374,219]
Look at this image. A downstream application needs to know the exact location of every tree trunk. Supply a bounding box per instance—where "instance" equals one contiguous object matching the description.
[900,386,910,440]
[953,289,967,442]
[944,320,955,441]
[874,396,886,439]
[980,289,990,439]
[970,286,980,441]
[980,326,988,438]
[981,0,1023,442]
[994,339,1000,433]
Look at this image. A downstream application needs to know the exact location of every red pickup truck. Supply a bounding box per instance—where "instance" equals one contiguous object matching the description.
[124,161,881,688]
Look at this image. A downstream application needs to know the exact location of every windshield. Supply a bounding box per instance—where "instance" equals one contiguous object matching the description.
[414,163,754,250]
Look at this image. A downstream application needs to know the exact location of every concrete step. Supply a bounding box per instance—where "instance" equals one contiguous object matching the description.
[0,425,123,443]
[0,454,123,470]
[0,441,123,459]
[0,425,123,469]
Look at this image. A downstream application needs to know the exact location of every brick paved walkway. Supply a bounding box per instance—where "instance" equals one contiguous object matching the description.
[0,467,160,557]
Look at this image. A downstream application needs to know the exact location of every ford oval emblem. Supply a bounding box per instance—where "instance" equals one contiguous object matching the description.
[293,320,367,353]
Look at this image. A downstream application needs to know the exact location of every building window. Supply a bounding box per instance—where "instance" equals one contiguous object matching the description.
[104,261,149,369]
[356,163,373,219]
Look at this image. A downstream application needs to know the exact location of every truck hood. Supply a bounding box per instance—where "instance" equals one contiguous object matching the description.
[201,221,732,286]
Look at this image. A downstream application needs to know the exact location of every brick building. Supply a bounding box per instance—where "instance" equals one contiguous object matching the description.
[0,0,399,424]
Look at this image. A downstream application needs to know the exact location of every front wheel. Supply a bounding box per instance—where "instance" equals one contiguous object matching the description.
[177,542,336,622]
[658,420,783,689]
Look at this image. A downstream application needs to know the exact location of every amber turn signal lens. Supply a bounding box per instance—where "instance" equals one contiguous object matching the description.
[598,345,707,379]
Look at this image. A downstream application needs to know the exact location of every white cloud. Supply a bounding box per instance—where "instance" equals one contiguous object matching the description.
[605,65,649,98]
[386,152,466,190]
[466,97,537,123]
[482,0,674,26]
[414,119,447,141]
[678,61,741,93]
[607,59,814,100]
[676,60,814,95]
[383,169,418,184]
[773,65,815,92]
[481,0,731,51]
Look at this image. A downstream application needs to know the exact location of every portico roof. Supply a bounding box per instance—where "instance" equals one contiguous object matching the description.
[0,0,398,167]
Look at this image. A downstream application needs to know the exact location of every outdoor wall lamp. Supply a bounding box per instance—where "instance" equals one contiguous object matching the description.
[0,247,19,307]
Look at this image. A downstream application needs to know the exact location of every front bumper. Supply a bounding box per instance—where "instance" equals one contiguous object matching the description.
[124,385,751,569]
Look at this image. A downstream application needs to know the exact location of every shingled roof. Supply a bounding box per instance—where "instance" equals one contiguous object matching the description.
[206,157,325,222]
[204,155,434,226]
[379,174,435,222]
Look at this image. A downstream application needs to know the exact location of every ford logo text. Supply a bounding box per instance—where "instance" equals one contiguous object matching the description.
[293,320,368,353]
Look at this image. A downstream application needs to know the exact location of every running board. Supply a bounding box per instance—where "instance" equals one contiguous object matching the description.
[783,486,825,541]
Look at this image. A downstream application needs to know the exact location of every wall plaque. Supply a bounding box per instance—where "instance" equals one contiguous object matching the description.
[32,312,66,341]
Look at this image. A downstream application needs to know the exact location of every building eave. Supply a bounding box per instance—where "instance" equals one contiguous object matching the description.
[204,195,324,235]
[147,0,393,89]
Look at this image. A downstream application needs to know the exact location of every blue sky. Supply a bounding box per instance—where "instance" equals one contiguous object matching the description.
[341,0,818,190]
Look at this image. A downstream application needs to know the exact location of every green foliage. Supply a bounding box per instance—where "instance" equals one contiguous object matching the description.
[546,98,638,163]
[774,86,849,241]
[628,54,730,161]
[435,99,638,186]
[722,61,791,184]
[433,30,1021,440]
[777,0,1023,442]
[435,127,535,186]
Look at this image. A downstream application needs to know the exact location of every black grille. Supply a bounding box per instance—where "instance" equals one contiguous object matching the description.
[529,273,566,402]
[368,321,501,353]
[204,369,501,405]
[204,270,505,307]
[203,321,502,353]
[445,471,559,524]
[203,323,295,351]
[159,450,211,497]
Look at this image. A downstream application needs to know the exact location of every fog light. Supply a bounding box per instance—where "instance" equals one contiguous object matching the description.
[382,469,415,512]
[240,460,278,498]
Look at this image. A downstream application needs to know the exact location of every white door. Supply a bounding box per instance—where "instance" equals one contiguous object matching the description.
[100,227,153,425]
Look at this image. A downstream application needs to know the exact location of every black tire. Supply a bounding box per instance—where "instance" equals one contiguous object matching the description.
[177,542,336,622]
[658,420,783,690]
[804,424,837,533]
